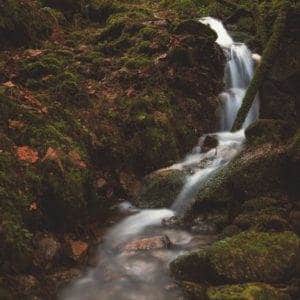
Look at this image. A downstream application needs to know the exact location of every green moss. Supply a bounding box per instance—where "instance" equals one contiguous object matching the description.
[55,71,90,107]
[136,40,152,55]
[0,0,54,48]
[233,209,289,232]
[122,55,151,69]
[208,231,299,283]
[171,231,300,285]
[208,283,291,300]
[168,46,193,67]
[86,0,124,23]
[40,161,90,227]
[39,0,83,16]
[245,119,293,145]
[136,169,185,208]
[161,0,209,17]
[242,197,280,212]
[139,26,156,40]
[21,53,67,84]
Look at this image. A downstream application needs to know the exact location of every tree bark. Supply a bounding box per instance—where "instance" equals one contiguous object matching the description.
[231,4,289,132]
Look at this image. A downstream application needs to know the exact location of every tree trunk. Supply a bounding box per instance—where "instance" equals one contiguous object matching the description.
[231,4,289,132]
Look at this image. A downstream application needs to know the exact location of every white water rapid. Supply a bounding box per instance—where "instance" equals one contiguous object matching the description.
[61,18,259,300]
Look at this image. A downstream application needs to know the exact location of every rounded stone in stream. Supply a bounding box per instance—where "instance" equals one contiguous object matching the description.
[121,235,172,253]
[201,135,218,153]
[135,168,186,208]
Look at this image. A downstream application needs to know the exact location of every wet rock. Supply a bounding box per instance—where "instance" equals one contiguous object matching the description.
[162,216,183,228]
[122,235,172,253]
[201,135,218,153]
[207,283,291,300]
[87,244,101,267]
[136,168,186,208]
[170,231,300,284]
[191,221,217,235]
[34,235,61,268]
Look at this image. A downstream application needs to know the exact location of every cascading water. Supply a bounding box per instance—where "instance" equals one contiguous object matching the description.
[61,18,259,300]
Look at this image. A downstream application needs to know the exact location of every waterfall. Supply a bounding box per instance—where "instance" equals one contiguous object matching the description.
[171,17,259,212]
[61,18,259,300]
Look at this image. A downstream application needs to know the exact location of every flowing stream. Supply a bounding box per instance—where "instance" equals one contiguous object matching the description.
[61,17,259,300]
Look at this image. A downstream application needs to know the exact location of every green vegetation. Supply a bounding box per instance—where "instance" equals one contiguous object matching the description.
[208,283,291,300]
[0,0,298,299]
[0,0,55,48]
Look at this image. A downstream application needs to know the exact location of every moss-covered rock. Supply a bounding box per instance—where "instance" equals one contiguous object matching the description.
[241,197,280,212]
[207,283,291,300]
[170,231,300,284]
[245,119,293,145]
[233,210,290,232]
[136,168,186,208]
[0,0,54,49]
[259,6,299,127]
[86,0,124,23]
[179,281,208,300]
[175,19,217,41]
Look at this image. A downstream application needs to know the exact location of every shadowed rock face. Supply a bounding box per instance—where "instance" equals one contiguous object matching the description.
[259,9,300,127]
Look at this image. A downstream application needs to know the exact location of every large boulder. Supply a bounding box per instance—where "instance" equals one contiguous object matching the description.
[170,231,300,284]
[135,168,186,208]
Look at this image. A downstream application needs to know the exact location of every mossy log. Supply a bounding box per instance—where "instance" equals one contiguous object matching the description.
[231,3,289,132]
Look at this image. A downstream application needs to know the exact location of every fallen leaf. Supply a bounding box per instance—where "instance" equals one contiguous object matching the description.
[3,81,16,88]
[25,49,43,58]
[16,146,39,163]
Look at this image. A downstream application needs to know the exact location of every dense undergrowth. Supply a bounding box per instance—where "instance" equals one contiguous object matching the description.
[0,0,298,299]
